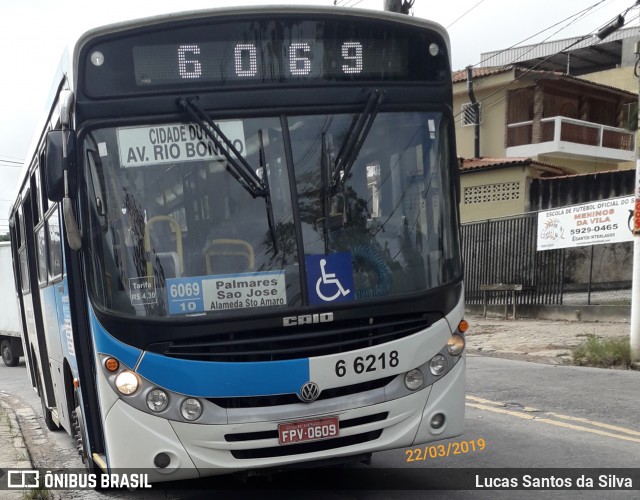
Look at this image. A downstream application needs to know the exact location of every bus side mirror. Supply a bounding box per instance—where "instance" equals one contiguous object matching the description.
[45,130,65,202]
[45,130,76,202]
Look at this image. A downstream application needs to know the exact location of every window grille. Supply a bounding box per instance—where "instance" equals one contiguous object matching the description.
[461,102,481,126]
[463,182,520,204]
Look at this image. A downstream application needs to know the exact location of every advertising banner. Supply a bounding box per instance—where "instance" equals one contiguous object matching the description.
[537,196,634,251]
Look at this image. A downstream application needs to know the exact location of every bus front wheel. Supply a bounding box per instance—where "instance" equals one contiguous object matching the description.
[72,400,100,473]
[72,400,103,486]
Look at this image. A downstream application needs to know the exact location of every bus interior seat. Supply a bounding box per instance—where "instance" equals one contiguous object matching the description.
[205,239,255,274]
[144,215,184,278]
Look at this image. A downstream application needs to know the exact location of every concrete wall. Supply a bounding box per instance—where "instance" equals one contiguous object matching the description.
[466,303,630,323]
[460,167,529,223]
[582,66,637,94]
[453,70,517,159]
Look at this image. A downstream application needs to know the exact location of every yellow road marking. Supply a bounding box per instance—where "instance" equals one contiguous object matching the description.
[547,412,640,437]
[466,397,640,444]
[466,395,540,413]
[465,395,504,407]
[466,402,536,420]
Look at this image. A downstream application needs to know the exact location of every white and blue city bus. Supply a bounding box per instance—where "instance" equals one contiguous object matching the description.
[9,5,466,483]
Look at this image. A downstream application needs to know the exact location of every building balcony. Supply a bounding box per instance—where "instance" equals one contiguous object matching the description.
[506,116,635,162]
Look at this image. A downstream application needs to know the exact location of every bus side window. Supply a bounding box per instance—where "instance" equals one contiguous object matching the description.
[35,225,48,287]
[47,209,63,281]
[19,248,29,294]
[31,171,42,226]
[39,150,48,214]
[18,202,29,293]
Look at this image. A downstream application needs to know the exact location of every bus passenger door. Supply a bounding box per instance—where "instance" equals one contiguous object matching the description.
[9,211,36,388]
[21,187,58,428]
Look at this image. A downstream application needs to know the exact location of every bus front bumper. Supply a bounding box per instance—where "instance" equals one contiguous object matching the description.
[103,356,465,483]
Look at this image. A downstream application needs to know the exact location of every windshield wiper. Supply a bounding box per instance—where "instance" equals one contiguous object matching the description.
[258,129,278,253]
[178,97,266,197]
[178,97,278,253]
[330,89,383,196]
[320,131,330,254]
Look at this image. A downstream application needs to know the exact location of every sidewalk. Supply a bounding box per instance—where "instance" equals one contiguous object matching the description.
[465,313,630,364]
[0,394,33,498]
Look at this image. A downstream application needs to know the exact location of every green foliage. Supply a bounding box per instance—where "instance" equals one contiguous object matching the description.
[0,233,10,242]
[572,335,632,369]
[21,486,53,500]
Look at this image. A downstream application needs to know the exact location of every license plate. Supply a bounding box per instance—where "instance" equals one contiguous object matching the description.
[278,416,339,445]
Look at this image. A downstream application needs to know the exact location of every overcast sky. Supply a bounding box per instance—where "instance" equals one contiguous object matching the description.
[0,0,636,232]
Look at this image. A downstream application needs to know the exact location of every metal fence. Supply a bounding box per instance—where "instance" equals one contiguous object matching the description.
[461,214,632,307]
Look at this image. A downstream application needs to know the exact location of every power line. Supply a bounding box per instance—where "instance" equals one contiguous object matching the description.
[476,8,640,120]
[0,154,24,162]
[455,2,640,124]
[476,0,610,67]
[447,0,488,29]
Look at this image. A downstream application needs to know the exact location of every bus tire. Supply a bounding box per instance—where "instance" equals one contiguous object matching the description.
[72,403,102,481]
[1,340,19,367]
[72,406,88,465]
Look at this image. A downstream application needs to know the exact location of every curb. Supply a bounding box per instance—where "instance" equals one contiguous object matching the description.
[0,395,33,469]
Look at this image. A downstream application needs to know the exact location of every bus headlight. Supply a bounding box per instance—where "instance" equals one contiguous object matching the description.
[146,389,169,412]
[115,371,139,395]
[429,355,448,376]
[447,334,465,356]
[180,398,203,421]
[404,369,424,391]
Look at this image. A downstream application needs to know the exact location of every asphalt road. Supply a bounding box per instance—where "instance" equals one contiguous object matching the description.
[1,353,639,499]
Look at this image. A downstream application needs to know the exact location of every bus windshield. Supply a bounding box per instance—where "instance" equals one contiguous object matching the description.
[84,111,461,318]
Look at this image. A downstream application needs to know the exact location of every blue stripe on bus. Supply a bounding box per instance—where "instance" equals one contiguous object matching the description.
[136,352,310,398]
[88,306,310,397]
[89,308,142,370]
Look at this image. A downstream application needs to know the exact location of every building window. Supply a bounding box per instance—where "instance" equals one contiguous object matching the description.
[461,102,481,127]
[464,182,520,204]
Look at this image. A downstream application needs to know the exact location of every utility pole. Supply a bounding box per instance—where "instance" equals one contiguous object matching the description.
[590,10,638,363]
[384,0,413,14]
[631,40,640,366]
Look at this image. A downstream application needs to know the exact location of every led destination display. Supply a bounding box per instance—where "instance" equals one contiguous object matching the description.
[82,16,448,96]
[133,38,406,85]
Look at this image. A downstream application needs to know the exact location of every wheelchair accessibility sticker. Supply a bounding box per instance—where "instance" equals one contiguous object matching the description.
[306,253,355,305]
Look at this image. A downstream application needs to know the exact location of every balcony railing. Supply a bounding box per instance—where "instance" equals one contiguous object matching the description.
[506,116,635,162]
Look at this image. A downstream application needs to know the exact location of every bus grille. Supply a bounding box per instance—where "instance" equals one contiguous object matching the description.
[230,431,383,459]
[151,311,434,362]
[206,376,394,409]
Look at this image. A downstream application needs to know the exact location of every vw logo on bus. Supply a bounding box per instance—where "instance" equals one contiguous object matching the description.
[298,382,321,403]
